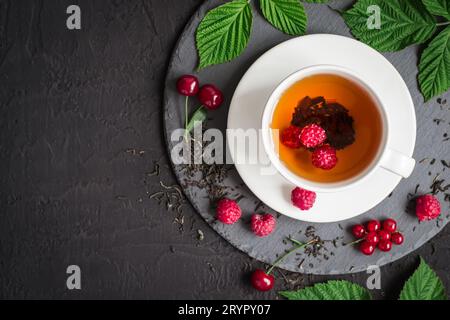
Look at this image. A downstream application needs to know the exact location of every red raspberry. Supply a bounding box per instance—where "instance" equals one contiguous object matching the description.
[416,195,441,222]
[216,198,241,224]
[280,126,302,149]
[291,187,316,210]
[299,124,327,148]
[312,145,338,170]
[251,214,276,237]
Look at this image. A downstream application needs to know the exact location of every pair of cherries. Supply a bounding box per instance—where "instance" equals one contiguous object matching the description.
[176,75,223,110]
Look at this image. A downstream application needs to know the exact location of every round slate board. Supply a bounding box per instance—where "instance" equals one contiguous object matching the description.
[164,0,450,274]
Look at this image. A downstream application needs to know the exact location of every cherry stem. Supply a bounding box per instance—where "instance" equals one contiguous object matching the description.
[344,238,364,246]
[266,238,318,275]
[184,96,189,131]
[288,237,304,246]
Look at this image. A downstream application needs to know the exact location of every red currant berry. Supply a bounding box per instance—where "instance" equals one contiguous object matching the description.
[365,232,380,244]
[352,224,366,239]
[198,84,224,110]
[377,230,391,242]
[251,269,274,292]
[176,75,199,96]
[366,220,381,232]
[391,232,404,245]
[383,218,397,233]
[378,240,392,252]
[360,241,375,255]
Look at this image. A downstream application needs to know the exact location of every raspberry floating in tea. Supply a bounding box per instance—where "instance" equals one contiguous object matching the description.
[312,144,338,170]
[299,123,327,148]
[280,125,302,149]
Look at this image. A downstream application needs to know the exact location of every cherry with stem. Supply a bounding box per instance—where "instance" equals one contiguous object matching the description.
[251,237,319,291]
[176,75,200,138]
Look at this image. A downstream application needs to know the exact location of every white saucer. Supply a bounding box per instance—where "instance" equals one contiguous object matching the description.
[227,34,416,223]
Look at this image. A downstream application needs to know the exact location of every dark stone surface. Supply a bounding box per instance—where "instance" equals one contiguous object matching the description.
[0,0,448,299]
[164,0,449,275]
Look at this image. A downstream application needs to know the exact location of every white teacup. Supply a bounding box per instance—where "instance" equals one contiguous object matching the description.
[261,65,416,193]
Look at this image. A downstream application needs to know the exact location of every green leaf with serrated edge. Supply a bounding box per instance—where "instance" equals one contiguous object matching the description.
[422,0,450,20]
[343,0,436,52]
[419,26,450,101]
[279,280,371,300]
[260,0,307,35]
[399,257,446,300]
[186,107,207,133]
[196,0,252,69]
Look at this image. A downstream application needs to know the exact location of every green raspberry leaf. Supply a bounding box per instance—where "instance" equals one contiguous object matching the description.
[418,26,450,101]
[279,280,371,300]
[196,0,252,69]
[259,0,307,35]
[422,0,450,20]
[343,0,436,52]
[399,257,447,300]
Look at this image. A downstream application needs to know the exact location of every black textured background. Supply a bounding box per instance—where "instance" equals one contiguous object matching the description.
[0,0,448,300]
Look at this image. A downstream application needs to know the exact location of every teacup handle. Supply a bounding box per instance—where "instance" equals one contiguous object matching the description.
[380,148,415,178]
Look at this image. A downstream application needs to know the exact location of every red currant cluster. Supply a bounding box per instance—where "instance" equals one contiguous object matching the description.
[352,219,404,255]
